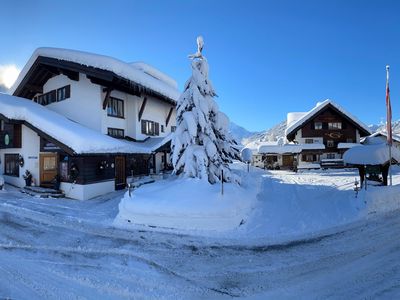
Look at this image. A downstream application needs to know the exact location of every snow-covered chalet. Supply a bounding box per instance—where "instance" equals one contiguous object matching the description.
[0,48,179,200]
[258,100,371,169]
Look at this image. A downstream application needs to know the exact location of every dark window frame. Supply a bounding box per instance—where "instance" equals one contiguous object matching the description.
[328,122,342,130]
[326,153,336,159]
[314,122,323,130]
[107,97,124,118]
[4,153,19,177]
[107,127,125,139]
[327,140,335,147]
[171,126,176,133]
[141,120,160,136]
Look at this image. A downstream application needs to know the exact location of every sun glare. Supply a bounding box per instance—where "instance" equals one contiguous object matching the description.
[0,65,20,89]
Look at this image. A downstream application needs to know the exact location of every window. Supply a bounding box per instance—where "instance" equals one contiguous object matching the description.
[161,125,164,133]
[107,128,124,139]
[314,122,322,130]
[57,85,71,101]
[4,154,19,177]
[328,122,342,130]
[35,85,71,105]
[305,139,314,144]
[327,140,335,147]
[0,120,4,131]
[327,153,335,159]
[302,154,317,162]
[141,120,160,136]
[38,90,57,105]
[171,126,176,133]
[107,97,124,118]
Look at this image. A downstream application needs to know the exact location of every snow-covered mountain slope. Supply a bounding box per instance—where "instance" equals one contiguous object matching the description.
[373,120,400,134]
[242,120,286,145]
[229,122,258,145]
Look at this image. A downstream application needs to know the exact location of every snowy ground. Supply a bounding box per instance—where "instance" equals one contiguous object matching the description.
[1,167,400,298]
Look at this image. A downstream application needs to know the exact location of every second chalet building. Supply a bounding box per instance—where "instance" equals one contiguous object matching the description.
[0,48,179,200]
[257,100,371,169]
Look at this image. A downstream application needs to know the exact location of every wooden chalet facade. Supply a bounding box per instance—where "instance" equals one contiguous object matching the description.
[286,100,371,169]
[0,48,179,200]
[256,100,371,170]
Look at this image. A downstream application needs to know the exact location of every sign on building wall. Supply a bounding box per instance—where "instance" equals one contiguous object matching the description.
[40,137,62,152]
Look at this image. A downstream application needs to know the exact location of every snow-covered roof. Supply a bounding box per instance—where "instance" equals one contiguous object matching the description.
[285,99,371,137]
[300,143,326,150]
[343,144,400,165]
[0,93,168,155]
[11,47,180,102]
[367,131,400,143]
[129,62,178,89]
[337,143,360,149]
[123,134,172,152]
[245,140,278,153]
[258,144,302,154]
[287,112,307,129]
[258,142,325,154]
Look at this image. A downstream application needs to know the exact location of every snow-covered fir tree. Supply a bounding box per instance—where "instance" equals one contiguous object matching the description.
[171,36,240,184]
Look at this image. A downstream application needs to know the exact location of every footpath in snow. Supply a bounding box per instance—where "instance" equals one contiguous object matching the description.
[115,163,400,242]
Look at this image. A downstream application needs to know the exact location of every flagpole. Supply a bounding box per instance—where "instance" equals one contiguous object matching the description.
[386,65,393,186]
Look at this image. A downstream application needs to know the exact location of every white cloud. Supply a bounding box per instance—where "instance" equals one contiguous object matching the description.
[0,64,20,90]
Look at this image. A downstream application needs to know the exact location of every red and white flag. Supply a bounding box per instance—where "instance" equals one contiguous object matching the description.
[386,66,392,146]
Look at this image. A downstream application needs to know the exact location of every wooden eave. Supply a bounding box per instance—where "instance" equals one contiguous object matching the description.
[13,56,177,106]
[286,104,371,142]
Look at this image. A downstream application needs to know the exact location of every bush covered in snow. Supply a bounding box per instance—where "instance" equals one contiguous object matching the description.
[171,37,240,184]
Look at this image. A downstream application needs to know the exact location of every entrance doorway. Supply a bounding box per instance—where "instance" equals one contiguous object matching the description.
[115,156,126,190]
[39,153,58,187]
[282,155,294,168]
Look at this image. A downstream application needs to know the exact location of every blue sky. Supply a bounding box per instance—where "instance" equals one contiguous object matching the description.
[1,0,400,131]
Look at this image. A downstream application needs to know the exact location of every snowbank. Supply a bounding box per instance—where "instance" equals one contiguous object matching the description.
[114,163,261,232]
[343,143,400,165]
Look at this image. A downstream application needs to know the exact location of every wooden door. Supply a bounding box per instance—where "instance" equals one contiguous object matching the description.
[40,153,58,187]
[115,156,126,190]
[282,155,294,167]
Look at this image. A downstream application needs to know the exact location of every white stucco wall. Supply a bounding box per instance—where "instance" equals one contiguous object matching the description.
[0,125,40,187]
[41,74,176,142]
[43,74,103,131]
[135,95,176,141]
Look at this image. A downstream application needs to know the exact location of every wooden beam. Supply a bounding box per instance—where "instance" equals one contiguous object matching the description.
[102,88,113,110]
[25,84,43,94]
[61,69,79,81]
[138,97,147,122]
[165,107,174,127]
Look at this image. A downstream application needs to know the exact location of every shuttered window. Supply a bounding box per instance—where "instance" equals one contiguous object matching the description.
[57,85,71,101]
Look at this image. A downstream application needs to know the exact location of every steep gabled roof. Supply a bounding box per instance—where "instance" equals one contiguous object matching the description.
[285,99,371,140]
[0,93,165,155]
[11,47,180,104]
